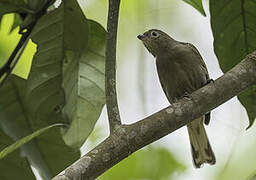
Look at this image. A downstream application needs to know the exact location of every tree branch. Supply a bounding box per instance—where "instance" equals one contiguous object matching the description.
[105,0,122,133]
[53,52,256,180]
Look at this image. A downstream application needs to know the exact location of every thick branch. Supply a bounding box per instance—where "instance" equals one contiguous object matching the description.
[53,52,256,180]
[105,0,122,133]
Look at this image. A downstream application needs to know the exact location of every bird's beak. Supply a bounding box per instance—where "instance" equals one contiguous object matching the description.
[137,34,146,40]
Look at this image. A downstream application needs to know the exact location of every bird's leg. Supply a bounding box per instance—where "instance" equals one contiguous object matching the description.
[207,79,214,84]
[204,79,214,125]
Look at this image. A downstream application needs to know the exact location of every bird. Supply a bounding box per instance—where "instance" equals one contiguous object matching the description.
[137,29,215,168]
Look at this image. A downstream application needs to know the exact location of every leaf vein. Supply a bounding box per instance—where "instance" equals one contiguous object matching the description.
[80,76,104,93]
[241,0,249,53]
[80,62,104,76]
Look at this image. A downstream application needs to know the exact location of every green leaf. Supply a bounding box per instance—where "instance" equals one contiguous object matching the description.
[0,0,30,17]
[238,86,256,129]
[248,170,256,180]
[9,13,22,34]
[0,130,35,180]
[0,76,80,179]
[0,15,2,28]
[210,0,256,128]
[182,0,206,16]
[0,76,52,179]
[0,0,105,177]
[26,0,89,125]
[27,0,48,11]
[27,0,105,149]
[62,19,106,148]
[0,123,65,159]
[0,0,90,176]
[99,146,186,180]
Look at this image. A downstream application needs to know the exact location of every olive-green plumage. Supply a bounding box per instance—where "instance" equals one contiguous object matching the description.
[138,29,215,168]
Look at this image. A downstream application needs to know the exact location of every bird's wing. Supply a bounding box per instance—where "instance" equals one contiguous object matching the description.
[180,42,211,125]
[182,42,210,80]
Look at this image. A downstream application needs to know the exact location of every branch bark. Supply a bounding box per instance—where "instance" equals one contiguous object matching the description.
[53,52,256,180]
[105,0,122,133]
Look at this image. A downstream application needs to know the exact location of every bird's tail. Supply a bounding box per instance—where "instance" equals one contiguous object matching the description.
[187,116,216,168]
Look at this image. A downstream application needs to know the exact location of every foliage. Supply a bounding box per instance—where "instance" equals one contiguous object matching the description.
[0,14,36,78]
[99,146,186,180]
[62,19,106,148]
[0,130,35,180]
[0,0,28,19]
[182,0,206,16]
[0,0,105,178]
[0,75,80,179]
[210,0,256,128]
[0,123,65,159]
[0,0,255,179]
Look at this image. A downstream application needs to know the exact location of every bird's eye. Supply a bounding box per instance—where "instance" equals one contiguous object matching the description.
[151,31,159,38]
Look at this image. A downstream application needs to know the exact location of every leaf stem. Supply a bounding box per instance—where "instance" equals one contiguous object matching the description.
[105,0,122,133]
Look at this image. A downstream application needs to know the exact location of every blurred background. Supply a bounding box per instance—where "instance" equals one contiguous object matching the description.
[1,0,256,179]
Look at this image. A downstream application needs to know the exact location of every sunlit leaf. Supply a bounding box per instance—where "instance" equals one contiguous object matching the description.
[99,146,186,180]
[182,0,206,16]
[9,13,22,34]
[248,171,256,180]
[210,0,256,128]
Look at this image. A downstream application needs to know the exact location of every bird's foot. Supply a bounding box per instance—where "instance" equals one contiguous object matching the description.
[207,79,214,84]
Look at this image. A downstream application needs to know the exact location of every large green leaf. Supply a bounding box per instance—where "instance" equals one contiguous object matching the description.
[0,1,106,178]
[210,0,256,128]
[182,0,206,16]
[0,0,29,17]
[0,123,64,159]
[0,0,91,178]
[0,76,80,179]
[0,76,52,179]
[62,19,106,148]
[99,146,186,180]
[27,0,105,149]
[26,0,48,11]
[25,0,88,125]
[0,0,52,16]
[0,130,35,180]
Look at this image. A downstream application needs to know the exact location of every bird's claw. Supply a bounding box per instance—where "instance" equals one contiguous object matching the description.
[207,79,214,84]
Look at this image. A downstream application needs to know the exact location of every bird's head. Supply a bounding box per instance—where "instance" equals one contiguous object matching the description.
[137,29,174,57]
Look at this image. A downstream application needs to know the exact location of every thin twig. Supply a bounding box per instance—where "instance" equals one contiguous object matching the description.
[105,0,122,133]
[0,0,55,88]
